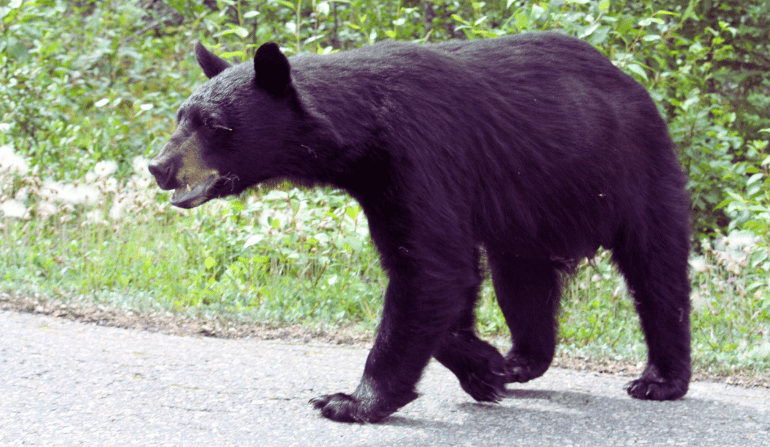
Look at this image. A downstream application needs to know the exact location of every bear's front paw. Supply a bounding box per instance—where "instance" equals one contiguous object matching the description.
[310,393,371,423]
[310,386,417,423]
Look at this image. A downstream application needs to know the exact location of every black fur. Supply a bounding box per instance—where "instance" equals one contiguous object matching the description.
[150,32,691,423]
[194,41,230,80]
[253,42,292,95]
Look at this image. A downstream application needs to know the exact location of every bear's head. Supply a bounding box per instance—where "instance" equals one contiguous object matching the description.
[148,42,299,208]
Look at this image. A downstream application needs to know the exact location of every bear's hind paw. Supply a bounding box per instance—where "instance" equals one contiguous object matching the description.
[625,363,689,401]
[624,377,688,401]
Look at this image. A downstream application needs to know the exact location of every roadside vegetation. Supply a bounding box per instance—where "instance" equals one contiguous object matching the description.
[1,0,768,381]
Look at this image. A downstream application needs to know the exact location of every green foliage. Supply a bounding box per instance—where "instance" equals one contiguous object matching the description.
[0,0,194,179]
[166,187,385,324]
[716,133,770,237]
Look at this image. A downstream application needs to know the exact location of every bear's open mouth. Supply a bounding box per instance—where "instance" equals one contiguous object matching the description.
[170,173,219,209]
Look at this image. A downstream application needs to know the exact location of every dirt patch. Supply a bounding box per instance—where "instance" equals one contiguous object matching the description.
[0,291,372,345]
[2,290,767,389]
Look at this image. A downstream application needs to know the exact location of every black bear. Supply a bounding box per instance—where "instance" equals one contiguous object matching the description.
[149,32,691,423]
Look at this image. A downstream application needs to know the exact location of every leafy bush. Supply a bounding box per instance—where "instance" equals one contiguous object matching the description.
[0,0,194,179]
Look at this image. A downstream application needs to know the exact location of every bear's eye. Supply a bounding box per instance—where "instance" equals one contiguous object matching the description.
[203,117,233,132]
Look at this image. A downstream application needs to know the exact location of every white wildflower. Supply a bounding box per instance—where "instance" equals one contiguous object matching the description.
[35,201,58,220]
[109,199,126,221]
[132,156,150,176]
[50,182,101,205]
[688,256,708,273]
[84,210,106,225]
[105,177,118,192]
[41,179,63,201]
[0,199,27,218]
[0,144,29,175]
[57,184,81,204]
[715,230,756,265]
[93,160,118,178]
[14,186,29,203]
[690,292,708,313]
[76,184,100,206]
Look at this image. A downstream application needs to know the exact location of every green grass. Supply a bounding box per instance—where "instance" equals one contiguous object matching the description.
[1,157,769,380]
[0,162,387,327]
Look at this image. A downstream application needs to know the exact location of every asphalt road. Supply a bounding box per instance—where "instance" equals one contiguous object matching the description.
[1,309,768,446]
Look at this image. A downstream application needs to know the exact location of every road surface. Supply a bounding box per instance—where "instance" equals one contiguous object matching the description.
[1,309,768,446]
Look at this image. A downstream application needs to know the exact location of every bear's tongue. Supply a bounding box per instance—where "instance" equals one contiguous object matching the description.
[170,174,218,209]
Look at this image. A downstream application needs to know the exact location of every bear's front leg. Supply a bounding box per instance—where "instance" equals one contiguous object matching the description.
[310,268,456,422]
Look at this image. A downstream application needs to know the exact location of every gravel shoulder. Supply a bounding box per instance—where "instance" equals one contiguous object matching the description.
[2,299,770,446]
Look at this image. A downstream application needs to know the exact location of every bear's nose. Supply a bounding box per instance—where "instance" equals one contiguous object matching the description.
[148,157,180,190]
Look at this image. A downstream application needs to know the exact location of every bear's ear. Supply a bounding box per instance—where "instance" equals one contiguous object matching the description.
[195,42,231,79]
[253,42,292,96]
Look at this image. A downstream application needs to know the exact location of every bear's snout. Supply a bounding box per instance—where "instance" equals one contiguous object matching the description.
[148,156,181,190]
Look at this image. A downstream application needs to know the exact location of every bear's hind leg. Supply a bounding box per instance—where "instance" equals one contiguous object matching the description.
[487,254,563,383]
[433,261,509,402]
[612,226,691,401]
